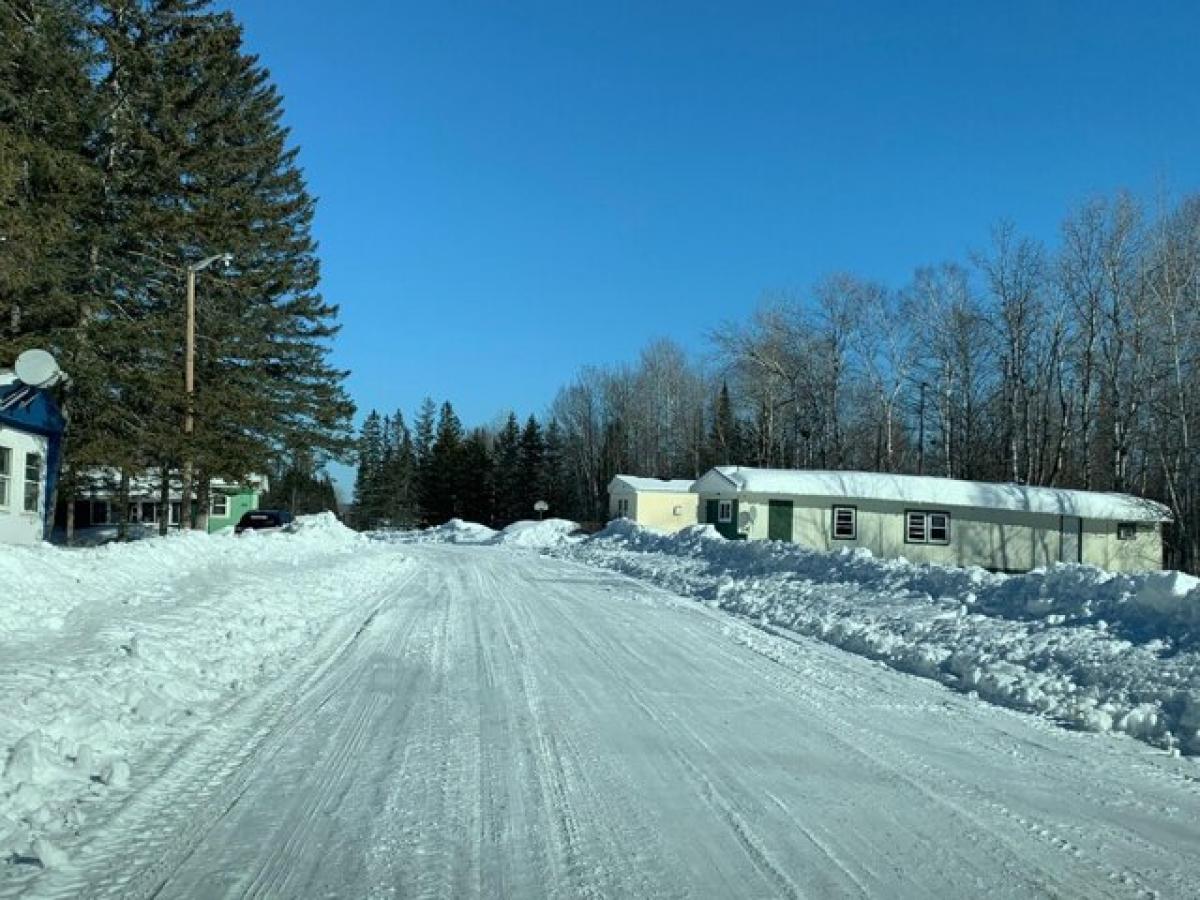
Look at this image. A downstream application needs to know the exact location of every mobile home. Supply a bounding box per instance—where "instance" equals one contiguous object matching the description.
[693,466,1168,573]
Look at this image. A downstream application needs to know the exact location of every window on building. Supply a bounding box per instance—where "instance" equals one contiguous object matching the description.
[616,498,629,517]
[1117,522,1137,541]
[210,494,229,517]
[906,510,950,545]
[141,501,158,523]
[718,500,732,523]
[832,506,856,540]
[0,446,10,508]
[169,501,181,526]
[23,453,42,513]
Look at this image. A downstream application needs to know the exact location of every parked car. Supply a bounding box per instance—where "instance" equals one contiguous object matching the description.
[234,509,295,534]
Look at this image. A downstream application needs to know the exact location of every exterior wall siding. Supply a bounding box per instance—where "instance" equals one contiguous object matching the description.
[0,429,50,546]
[610,488,696,533]
[207,491,260,533]
[696,491,1164,573]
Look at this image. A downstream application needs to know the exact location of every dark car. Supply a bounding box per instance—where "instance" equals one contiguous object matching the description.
[234,509,295,534]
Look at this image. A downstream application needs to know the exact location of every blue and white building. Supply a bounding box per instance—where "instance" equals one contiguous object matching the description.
[0,356,67,545]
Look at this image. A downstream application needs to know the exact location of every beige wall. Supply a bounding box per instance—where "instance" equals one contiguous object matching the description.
[610,488,698,533]
[698,491,1163,573]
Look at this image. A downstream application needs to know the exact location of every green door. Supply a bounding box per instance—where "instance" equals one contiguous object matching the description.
[768,500,793,542]
[705,498,740,539]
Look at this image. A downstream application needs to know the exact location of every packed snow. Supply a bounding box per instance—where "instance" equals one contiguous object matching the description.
[4,526,1200,897]
[0,514,413,874]
[549,520,1200,755]
[374,517,580,549]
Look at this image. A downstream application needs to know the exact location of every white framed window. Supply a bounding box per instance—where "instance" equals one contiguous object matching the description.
[0,446,10,508]
[23,453,42,513]
[906,510,950,545]
[169,501,181,526]
[616,498,629,517]
[718,500,732,523]
[210,494,229,517]
[141,501,158,523]
[1117,522,1137,541]
[832,505,856,540]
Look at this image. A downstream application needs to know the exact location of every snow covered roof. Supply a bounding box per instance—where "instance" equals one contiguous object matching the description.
[609,475,697,494]
[694,466,1171,523]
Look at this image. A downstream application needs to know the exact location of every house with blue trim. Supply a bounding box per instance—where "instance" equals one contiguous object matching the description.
[0,368,67,545]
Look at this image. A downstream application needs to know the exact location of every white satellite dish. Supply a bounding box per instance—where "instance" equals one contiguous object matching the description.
[14,349,63,388]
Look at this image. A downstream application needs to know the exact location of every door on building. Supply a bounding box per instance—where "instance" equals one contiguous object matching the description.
[1060,515,1082,563]
[705,498,741,539]
[768,500,793,542]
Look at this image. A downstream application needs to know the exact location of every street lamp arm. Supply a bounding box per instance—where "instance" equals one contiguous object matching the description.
[189,252,233,274]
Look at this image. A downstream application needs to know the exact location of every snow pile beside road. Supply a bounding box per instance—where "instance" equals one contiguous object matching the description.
[488,519,580,549]
[0,514,400,868]
[557,523,1200,755]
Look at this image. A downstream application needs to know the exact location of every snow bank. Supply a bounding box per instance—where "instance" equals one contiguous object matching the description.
[0,514,395,867]
[487,519,580,549]
[556,523,1200,755]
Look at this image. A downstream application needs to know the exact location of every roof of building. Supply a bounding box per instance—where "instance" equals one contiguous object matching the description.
[609,475,696,494]
[693,466,1171,523]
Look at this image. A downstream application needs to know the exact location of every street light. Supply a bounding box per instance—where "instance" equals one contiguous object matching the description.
[181,252,232,528]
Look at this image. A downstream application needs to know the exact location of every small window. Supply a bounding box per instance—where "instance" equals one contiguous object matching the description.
[210,494,229,517]
[832,506,856,540]
[906,510,950,545]
[1117,522,1137,541]
[141,501,158,523]
[170,501,181,526]
[616,498,629,517]
[0,446,10,508]
[718,500,732,523]
[23,453,42,513]
[929,513,949,543]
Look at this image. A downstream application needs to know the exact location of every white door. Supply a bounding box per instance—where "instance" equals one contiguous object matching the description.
[1060,516,1082,564]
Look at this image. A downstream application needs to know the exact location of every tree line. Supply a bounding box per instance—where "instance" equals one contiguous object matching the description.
[359,192,1199,572]
[1,0,351,535]
[353,400,571,530]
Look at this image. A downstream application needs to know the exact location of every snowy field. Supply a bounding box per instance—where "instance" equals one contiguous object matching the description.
[2,517,1199,897]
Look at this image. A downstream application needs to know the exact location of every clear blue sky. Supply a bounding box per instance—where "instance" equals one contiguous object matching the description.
[229,0,1200,442]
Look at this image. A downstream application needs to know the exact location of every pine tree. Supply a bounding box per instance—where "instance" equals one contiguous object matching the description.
[707,380,741,467]
[493,411,522,525]
[353,411,384,527]
[457,428,494,525]
[382,411,418,527]
[413,397,436,523]
[518,415,545,517]
[542,420,572,519]
[424,401,463,524]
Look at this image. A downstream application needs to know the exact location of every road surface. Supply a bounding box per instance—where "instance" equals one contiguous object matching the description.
[44,544,1200,898]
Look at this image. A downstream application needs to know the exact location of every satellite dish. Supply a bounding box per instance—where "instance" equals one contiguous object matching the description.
[14,349,63,388]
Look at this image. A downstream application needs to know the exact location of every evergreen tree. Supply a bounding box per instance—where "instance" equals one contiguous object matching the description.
[413,397,436,522]
[493,411,522,525]
[457,428,494,525]
[424,401,463,523]
[353,411,384,527]
[518,415,545,517]
[707,380,741,467]
[382,411,418,527]
[542,420,572,519]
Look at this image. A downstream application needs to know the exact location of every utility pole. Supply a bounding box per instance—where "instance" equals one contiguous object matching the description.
[181,253,231,529]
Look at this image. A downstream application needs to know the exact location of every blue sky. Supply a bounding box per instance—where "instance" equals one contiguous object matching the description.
[229,0,1200,444]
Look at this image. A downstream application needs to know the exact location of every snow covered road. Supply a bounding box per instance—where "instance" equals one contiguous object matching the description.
[21,543,1200,898]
